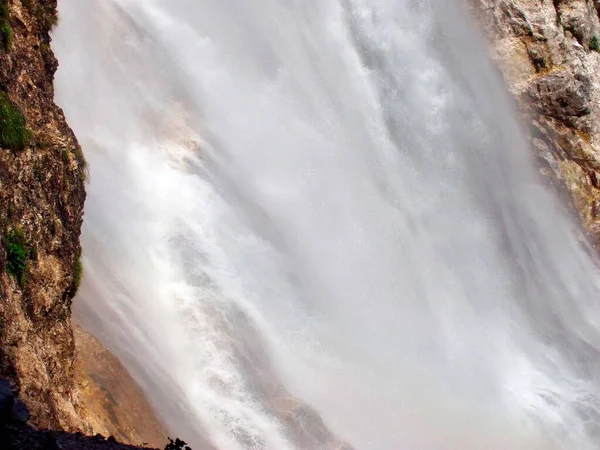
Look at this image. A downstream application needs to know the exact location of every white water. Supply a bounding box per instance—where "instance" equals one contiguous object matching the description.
[53,1,600,449]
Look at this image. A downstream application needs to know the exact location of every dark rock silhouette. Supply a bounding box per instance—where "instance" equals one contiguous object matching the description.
[164,438,192,450]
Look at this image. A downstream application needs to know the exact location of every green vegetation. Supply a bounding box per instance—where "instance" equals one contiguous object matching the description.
[69,255,83,297]
[0,0,12,50]
[591,36,600,53]
[4,228,28,288]
[73,145,88,182]
[0,92,31,151]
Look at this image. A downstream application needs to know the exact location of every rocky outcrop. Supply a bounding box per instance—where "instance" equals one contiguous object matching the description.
[0,0,89,432]
[73,326,168,448]
[469,0,600,244]
[0,378,170,449]
[2,423,158,450]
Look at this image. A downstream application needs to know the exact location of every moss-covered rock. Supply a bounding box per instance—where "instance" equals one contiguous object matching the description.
[3,228,27,288]
[0,93,31,151]
[0,1,11,51]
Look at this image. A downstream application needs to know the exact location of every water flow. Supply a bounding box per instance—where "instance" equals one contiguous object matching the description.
[53,0,600,448]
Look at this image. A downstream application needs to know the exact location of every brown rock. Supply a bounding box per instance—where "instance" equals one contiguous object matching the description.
[527,70,591,120]
[73,326,168,448]
[0,0,88,433]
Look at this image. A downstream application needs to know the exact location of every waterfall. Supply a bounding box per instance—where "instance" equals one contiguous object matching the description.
[53,0,600,448]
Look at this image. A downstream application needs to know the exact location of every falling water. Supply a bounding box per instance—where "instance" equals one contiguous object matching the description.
[52,0,600,449]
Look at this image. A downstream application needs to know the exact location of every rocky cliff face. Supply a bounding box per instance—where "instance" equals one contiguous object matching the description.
[74,326,168,448]
[0,378,164,450]
[0,0,88,432]
[470,0,600,245]
[0,2,179,446]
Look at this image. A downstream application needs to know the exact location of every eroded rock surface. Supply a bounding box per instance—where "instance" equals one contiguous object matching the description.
[0,0,89,432]
[0,377,202,449]
[73,326,168,448]
[0,377,161,450]
[469,0,600,245]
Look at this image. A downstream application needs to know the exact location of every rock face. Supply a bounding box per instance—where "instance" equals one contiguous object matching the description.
[0,0,89,432]
[0,377,163,450]
[73,326,168,448]
[469,0,600,244]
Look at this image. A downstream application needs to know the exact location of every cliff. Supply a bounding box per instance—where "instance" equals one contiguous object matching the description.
[73,326,167,448]
[0,0,89,431]
[470,0,600,244]
[0,377,170,449]
[0,2,170,446]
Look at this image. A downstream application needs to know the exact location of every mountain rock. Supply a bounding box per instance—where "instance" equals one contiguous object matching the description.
[470,0,600,245]
[0,0,90,431]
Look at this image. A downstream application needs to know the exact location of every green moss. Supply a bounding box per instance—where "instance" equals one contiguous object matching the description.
[0,1,11,50]
[0,92,31,151]
[4,228,28,288]
[71,256,82,295]
[0,22,11,50]
[591,36,600,53]
[68,251,83,298]
[74,145,88,182]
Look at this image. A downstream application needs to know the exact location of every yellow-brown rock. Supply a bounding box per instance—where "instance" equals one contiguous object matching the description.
[0,0,88,432]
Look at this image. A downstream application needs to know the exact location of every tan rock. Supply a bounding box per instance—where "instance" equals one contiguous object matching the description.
[73,325,168,448]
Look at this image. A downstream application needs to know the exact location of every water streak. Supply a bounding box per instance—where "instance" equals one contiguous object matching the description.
[54,0,600,448]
